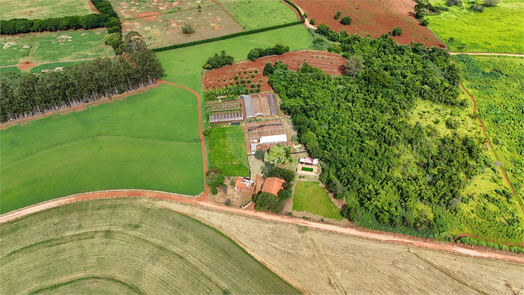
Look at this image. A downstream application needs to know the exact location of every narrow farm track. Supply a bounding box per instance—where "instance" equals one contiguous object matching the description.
[459,82,524,217]
[1,189,523,264]
[449,52,524,57]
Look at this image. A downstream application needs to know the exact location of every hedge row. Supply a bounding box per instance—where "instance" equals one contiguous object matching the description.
[0,0,120,35]
[283,0,304,20]
[152,20,304,53]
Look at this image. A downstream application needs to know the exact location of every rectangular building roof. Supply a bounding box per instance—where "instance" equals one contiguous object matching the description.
[267,93,279,115]
[242,95,255,118]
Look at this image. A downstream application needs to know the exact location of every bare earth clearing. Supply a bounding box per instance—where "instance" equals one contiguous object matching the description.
[295,0,444,48]
[203,50,346,92]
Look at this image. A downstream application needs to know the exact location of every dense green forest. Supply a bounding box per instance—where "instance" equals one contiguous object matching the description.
[0,33,163,123]
[268,34,523,246]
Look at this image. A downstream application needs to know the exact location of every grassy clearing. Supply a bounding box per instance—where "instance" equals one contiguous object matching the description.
[0,66,20,74]
[0,0,96,20]
[0,198,299,294]
[1,84,204,213]
[292,181,342,220]
[221,0,298,31]
[426,0,524,53]
[0,29,114,66]
[28,60,91,73]
[209,126,249,177]
[454,55,524,195]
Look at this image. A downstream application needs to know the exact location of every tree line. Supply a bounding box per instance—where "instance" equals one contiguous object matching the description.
[0,33,163,123]
[267,34,497,240]
[0,0,120,35]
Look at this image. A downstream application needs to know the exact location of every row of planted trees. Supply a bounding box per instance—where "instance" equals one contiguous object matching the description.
[0,33,164,123]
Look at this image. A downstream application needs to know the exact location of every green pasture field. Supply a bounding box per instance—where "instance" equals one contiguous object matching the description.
[28,60,91,73]
[0,198,299,294]
[0,29,114,66]
[108,0,216,18]
[1,84,204,213]
[454,55,524,195]
[156,25,312,93]
[292,181,342,220]
[426,0,524,53]
[209,126,249,177]
[220,0,298,31]
[0,66,21,74]
[0,0,96,20]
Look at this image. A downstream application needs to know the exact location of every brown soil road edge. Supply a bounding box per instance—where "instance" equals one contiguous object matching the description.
[1,190,523,264]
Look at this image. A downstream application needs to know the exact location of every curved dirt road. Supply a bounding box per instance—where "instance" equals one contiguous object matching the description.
[1,189,523,264]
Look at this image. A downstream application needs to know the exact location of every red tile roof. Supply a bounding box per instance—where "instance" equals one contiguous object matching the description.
[261,177,285,196]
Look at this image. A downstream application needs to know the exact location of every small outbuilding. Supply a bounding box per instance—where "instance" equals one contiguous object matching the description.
[235,178,255,192]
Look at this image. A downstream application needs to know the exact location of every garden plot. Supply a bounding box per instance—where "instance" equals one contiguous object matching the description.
[0,29,114,67]
[203,50,345,92]
[295,0,444,47]
[0,0,97,20]
[209,125,249,177]
[120,5,244,48]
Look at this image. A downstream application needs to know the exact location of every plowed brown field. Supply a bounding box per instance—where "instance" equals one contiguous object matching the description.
[295,0,445,48]
[203,50,345,92]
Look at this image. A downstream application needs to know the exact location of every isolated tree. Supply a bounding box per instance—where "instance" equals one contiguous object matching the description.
[197,4,202,12]
[310,19,316,25]
[344,55,365,77]
[182,22,195,34]
[483,0,500,6]
[392,27,402,36]
[264,145,290,165]
[448,37,455,44]
[340,16,352,25]
[254,149,265,160]
[334,11,342,20]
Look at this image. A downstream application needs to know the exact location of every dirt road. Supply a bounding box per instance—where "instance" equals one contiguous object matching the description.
[1,189,523,264]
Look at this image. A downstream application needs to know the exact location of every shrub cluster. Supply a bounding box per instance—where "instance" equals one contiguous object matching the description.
[203,50,234,69]
[247,43,290,61]
[0,0,121,35]
[206,171,226,195]
[252,192,284,213]
[458,236,524,254]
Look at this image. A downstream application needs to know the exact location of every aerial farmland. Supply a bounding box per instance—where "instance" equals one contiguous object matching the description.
[1,0,523,294]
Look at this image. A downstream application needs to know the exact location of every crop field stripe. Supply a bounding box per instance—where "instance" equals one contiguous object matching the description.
[209,126,249,177]
[1,83,204,213]
[0,199,300,294]
[29,277,142,295]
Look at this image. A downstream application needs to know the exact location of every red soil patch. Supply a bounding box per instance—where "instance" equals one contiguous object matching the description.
[294,0,445,48]
[203,51,345,92]
[134,11,162,19]
[18,61,37,71]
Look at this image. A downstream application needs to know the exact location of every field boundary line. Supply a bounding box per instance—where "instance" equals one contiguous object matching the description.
[1,192,523,264]
[450,52,524,57]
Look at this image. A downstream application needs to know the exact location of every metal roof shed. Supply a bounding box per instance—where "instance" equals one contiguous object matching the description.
[267,93,279,115]
[242,95,255,118]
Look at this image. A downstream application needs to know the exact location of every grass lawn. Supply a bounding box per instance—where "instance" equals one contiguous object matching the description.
[1,84,204,213]
[293,181,342,220]
[0,0,96,20]
[0,66,21,74]
[209,126,249,177]
[0,198,299,294]
[0,29,114,66]
[222,0,298,31]
[426,0,524,53]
